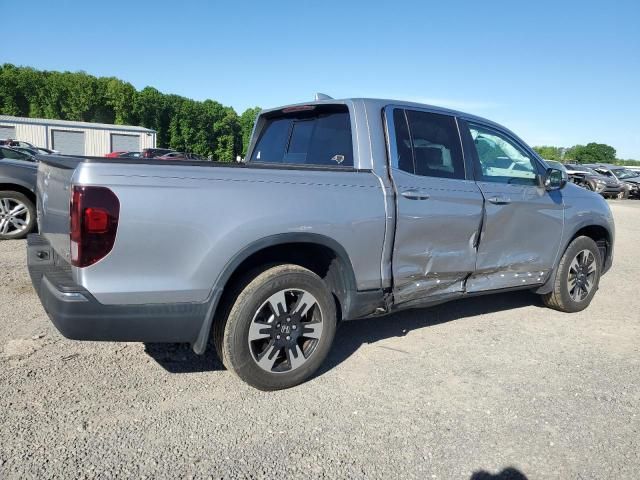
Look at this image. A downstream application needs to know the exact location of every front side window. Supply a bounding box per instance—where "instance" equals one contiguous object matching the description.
[468,123,538,184]
[250,105,353,167]
[392,109,465,180]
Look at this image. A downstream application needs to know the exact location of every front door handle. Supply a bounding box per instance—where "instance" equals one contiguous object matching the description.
[487,195,511,205]
[401,189,430,200]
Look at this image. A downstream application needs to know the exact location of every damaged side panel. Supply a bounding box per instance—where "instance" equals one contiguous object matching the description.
[466,183,564,292]
[391,170,484,306]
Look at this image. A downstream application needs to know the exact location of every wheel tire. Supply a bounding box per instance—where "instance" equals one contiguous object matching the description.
[214,264,337,390]
[0,191,36,240]
[542,236,602,313]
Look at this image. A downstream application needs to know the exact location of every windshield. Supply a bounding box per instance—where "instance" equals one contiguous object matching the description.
[612,168,639,179]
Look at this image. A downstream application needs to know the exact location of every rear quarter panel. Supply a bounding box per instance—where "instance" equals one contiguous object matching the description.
[72,163,387,305]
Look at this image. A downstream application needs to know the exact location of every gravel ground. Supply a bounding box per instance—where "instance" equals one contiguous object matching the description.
[1,202,639,479]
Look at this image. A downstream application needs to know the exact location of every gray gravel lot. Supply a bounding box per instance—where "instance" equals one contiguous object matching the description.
[1,202,639,479]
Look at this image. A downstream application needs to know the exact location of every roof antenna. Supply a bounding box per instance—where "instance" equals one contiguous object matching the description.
[314,93,333,101]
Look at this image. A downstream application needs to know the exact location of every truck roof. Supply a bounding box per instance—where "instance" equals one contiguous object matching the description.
[260,97,506,131]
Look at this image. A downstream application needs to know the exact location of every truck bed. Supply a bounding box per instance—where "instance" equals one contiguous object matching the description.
[35,154,388,307]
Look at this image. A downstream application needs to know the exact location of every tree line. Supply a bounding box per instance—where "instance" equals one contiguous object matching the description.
[4,64,636,166]
[533,143,639,166]
[0,64,261,161]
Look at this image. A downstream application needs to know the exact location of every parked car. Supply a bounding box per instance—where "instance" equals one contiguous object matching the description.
[564,163,624,198]
[0,139,58,154]
[153,152,206,161]
[28,98,614,390]
[0,146,37,239]
[105,151,142,159]
[156,152,187,160]
[105,151,127,158]
[141,148,177,158]
[36,147,57,155]
[587,164,640,199]
[12,146,40,157]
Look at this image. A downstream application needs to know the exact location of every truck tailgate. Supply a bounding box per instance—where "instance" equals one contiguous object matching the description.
[36,156,83,263]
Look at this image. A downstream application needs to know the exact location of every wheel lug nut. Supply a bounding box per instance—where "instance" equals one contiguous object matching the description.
[276,335,281,339]
[292,325,297,330]
[287,317,291,323]
[286,336,291,341]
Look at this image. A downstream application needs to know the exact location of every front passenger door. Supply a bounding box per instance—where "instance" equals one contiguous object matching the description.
[460,121,565,292]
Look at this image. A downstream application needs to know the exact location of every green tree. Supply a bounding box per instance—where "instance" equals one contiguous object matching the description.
[566,143,616,163]
[103,77,137,124]
[0,64,35,116]
[239,107,261,156]
[0,64,256,159]
[533,145,563,160]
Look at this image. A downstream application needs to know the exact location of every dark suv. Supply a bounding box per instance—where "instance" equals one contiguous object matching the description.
[586,164,640,199]
[564,163,623,198]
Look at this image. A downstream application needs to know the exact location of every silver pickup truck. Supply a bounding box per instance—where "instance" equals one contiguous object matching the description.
[28,98,615,390]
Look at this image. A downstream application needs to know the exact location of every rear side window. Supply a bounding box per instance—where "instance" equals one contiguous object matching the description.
[393,109,465,179]
[250,105,353,167]
[0,147,32,161]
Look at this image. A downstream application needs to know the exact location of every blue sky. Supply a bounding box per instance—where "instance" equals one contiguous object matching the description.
[5,0,640,157]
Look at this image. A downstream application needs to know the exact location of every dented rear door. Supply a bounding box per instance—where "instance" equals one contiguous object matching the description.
[386,107,484,306]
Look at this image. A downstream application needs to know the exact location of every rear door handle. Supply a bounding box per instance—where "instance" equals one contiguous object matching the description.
[487,195,511,205]
[401,189,430,200]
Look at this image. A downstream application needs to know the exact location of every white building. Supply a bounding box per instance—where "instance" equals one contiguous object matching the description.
[0,115,156,156]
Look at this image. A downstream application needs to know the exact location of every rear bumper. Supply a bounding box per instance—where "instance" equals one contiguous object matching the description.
[27,234,206,343]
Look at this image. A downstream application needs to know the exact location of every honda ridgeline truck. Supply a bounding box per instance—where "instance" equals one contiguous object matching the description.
[28,98,614,390]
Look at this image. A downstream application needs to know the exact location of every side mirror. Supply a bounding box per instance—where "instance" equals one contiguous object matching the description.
[540,167,567,191]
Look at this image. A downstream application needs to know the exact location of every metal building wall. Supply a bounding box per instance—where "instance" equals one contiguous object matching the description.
[0,116,156,155]
[13,124,48,148]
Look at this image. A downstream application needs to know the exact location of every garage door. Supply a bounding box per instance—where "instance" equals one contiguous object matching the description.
[0,125,16,139]
[111,133,140,152]
[52,130,85,156]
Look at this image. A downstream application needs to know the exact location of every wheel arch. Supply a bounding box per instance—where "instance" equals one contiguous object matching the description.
[536,222,613,295]
[192,233,359,354]
[0,183,36,205]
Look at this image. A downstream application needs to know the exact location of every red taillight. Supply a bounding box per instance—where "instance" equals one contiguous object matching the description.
[70,186,120,267]
[84,208,109,233]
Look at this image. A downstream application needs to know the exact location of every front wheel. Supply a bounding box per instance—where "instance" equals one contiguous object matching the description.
[542,236,602,312]
[214,264,337,390]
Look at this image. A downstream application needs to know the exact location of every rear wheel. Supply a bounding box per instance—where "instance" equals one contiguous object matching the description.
[214,264,337,390]
[0,192,35,240]
[542,236,602,312]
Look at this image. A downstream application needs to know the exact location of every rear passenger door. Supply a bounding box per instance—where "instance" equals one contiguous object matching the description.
[386,107,484,306]
[459,120,564,292]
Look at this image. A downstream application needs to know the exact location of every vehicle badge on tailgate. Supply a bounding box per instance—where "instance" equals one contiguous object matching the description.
[331,154,345,164]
